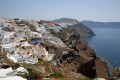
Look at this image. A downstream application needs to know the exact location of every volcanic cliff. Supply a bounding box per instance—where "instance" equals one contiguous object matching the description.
[55,28,110,80]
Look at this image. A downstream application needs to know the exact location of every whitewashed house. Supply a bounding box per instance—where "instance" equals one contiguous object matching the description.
[1,39,20,53]
[32,46,54,61]
[0,67,28,80]
[29,31,42,38]
[16,36,26,42]
[38,25,47,33]
[14,25,28,36]
[14,26,24,32]
[20,41,33,48]
[49,26,62,32]
[0,17,13,28]
[1,43,15,53]
[24,25,31,36]
[1,32,16,44]
[14,24,29,36]
[29,20,47,33]
[42,36,67,48]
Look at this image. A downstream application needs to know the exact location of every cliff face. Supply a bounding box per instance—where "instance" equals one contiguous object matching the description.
[53,18,79,24]
[41,25,109,79]
[68,22,94,37]
[54,28,110,80]
[53,18,94,37]
[112,67,120,80]
[75,41,110,80]
[95,58,110,80]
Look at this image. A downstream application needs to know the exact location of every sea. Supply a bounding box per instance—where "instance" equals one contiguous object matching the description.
[84,27,120,71]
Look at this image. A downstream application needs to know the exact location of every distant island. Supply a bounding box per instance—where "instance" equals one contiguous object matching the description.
[82,20,120,28]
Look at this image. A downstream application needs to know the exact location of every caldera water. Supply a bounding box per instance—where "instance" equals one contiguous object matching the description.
[85,27,120,70]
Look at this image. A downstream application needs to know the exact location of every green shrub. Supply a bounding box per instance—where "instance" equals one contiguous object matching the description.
[46,72,63,78]
[38,59,49,66]
[27,68,39,80]
[11,63,20,69]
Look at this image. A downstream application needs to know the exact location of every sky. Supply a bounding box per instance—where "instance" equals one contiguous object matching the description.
[0,0,120,22]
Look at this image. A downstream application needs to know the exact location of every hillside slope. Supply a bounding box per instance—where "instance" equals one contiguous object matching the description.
[54,18,94,37]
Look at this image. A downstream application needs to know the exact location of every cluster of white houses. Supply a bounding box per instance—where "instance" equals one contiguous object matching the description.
[0,17,66,64]
[0,67,28,80]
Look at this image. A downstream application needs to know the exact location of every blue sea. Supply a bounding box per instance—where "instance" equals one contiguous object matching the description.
[84,27,120,70]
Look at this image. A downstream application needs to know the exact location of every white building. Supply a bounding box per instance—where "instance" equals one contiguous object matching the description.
[29,31,42,38]
[14,25,29,36]
[1,32,16,44]
[1,43,15,53]
[0,67,27,80]
[32,46,54,62]
[0,17,13,28]
[20,41,33,48]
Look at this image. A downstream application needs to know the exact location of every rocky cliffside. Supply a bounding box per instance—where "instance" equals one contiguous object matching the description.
[53,18,79,24]
[67,22,94,37]
[73,41,109,79]
[53,18,94,37]
[49,27,110,80]
[112,67,120,80]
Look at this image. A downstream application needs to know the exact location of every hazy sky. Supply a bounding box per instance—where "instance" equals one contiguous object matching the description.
[0,0,120,22]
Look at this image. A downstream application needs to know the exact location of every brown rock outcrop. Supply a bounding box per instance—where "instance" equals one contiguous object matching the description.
[75,40,110,80]
[95,58,110,80]
[112,67,120,80]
